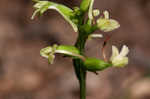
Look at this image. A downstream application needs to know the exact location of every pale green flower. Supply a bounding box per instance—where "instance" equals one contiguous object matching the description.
[97,11,120,32]
[40,44,57,64]
[110,45,129,67]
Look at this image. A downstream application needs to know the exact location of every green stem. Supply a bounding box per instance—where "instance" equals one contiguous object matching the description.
[73,16,98,99]
[79,70,86,99]
[73,30,88,99]
[73,58,86,99]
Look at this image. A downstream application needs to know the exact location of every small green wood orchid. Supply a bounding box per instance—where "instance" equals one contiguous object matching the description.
[31,0,129,99]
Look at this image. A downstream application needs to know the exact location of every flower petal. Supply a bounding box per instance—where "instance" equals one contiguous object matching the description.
[110,45,119,61]
[120,45,129,57]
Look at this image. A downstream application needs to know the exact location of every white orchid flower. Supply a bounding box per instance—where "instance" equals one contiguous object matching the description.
[110,45,129,67]
[97,10,120,32]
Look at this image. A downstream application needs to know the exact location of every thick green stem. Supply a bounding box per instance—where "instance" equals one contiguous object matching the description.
[73,30,88,99]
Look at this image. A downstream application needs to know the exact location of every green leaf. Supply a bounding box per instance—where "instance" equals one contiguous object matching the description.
[31,1,78,32]
[83,57,112,72]
[80,0,91,12]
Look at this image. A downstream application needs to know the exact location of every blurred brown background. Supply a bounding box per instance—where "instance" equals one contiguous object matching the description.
[0,0,150,99]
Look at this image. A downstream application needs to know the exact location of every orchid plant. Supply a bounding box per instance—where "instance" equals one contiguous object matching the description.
[31,0,129,99]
